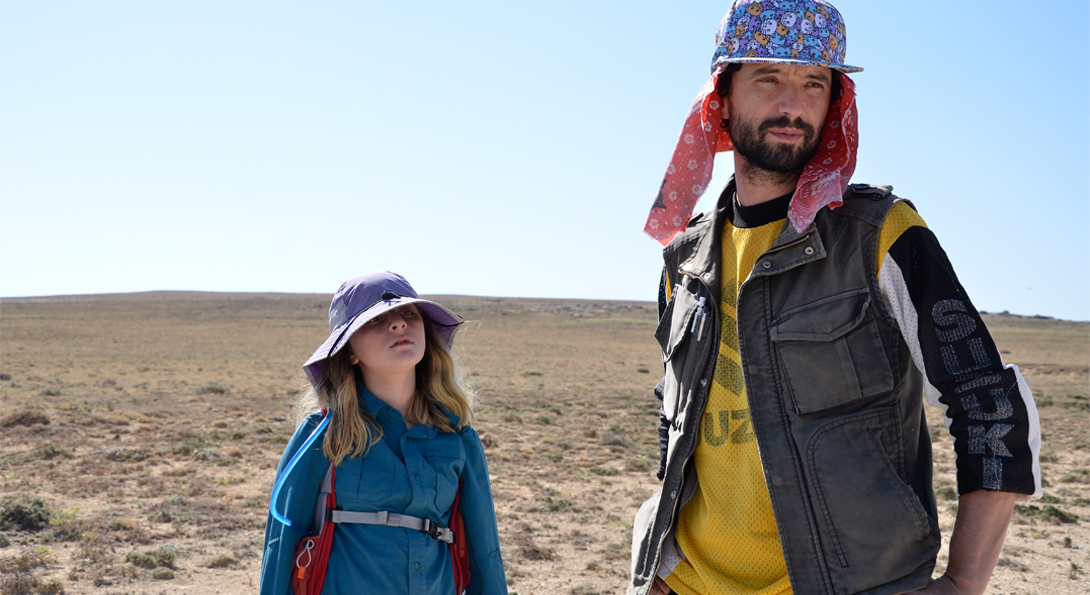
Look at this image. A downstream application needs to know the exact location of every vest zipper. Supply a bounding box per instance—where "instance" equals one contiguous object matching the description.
[767,234,811,255]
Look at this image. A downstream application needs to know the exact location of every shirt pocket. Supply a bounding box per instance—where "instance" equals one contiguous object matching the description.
[341,449,395,505]
[423,452,464,518]
[654,284,700,423]
[770,288,893,414]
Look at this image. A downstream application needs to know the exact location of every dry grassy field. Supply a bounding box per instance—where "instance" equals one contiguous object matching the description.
[1,293,1087,595]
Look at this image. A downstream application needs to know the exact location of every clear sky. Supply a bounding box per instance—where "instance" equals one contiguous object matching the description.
[2,1,1088,321]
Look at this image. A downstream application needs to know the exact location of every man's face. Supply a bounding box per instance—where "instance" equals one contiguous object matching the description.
[721,63,833,175]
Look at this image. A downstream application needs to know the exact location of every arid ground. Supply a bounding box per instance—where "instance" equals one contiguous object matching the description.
[1,293,1087,595]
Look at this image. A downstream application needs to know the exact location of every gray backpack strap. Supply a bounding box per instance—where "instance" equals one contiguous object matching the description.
[330,510,455,544]
[309,464,335,534]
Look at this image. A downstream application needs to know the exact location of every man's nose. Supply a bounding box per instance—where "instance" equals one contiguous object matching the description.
[777,87,805,118]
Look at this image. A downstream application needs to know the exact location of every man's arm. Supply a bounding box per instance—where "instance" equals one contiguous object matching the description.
[912,490,1017,594]
[874,202,1041,592]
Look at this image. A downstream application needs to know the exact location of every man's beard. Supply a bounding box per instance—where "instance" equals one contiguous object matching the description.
[729,114,821,175]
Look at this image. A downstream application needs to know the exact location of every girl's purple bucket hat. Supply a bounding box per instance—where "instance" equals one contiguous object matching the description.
[712,0,862,74]
[302,271,463,388]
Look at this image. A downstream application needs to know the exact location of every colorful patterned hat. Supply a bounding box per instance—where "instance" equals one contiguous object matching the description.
[712,0,861,74]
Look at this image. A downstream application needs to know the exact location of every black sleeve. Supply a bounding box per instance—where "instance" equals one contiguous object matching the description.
[882,226,1040,497]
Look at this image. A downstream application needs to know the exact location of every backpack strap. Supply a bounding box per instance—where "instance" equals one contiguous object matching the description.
[330,510,455,544]
[309,464,336,533]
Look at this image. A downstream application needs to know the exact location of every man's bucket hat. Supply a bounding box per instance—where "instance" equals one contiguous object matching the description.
[303,271,463,388]
[712,0,862,74]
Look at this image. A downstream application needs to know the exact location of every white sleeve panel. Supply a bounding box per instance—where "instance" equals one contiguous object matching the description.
[877,254,948,425]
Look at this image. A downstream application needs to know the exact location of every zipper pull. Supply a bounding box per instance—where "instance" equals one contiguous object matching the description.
[691,296,707,341]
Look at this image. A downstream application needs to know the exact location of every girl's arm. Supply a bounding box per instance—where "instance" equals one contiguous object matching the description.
[459,426,507,595]
[259,413,330,595]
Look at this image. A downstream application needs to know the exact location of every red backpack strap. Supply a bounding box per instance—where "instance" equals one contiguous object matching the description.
[293,465,337,595]
[448,478,471,594]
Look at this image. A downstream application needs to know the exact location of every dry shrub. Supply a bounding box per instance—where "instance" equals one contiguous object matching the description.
[162,465,191,477]
[3,546,57,576]
[37,445,72,460]
[125,544,177,569]
[195,383,229,395]
[146,498,251,533]
[0,573,39,594]
[38,577,65,594]
[49,519,93,543]
[0,497,52,532]
[204,553,240,568]
[0,409,50,428]
[511,532,556,561]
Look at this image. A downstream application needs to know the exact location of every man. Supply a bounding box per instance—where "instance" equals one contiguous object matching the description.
[629,2,1041,595]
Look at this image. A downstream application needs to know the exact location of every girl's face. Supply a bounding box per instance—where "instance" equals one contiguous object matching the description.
[347,304,427,377]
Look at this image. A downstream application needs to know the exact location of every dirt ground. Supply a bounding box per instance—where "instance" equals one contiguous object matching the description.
[0,293,1086,595]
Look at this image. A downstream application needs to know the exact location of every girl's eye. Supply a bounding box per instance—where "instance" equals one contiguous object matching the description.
[401,310,415,318]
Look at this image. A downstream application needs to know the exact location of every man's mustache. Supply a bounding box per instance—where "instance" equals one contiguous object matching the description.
[758,116,816,138]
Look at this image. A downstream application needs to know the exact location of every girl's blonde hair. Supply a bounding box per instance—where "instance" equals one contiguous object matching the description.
[293,316,474,466]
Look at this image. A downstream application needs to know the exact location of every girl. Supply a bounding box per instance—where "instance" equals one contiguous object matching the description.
[260,271,506,595]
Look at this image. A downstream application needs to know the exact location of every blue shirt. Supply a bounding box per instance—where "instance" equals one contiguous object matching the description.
[260,387,506,595]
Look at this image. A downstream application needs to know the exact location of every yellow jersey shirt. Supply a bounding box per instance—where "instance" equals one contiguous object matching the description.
[666,197,790,595]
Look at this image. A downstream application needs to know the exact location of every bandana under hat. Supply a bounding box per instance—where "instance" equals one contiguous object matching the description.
[644,0,861,246]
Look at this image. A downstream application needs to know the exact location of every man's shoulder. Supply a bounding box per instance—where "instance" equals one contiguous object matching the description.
[845,183,895,200]
[662,208,717,256]
[833,183,912,227]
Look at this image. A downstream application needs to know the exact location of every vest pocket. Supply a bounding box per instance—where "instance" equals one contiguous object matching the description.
[770,288,893,414]
[807,412,935,589]
[654,285,699,423]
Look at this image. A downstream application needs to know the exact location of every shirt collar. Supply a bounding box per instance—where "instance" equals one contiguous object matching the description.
[358,382,395,418]
[356,382,454,437]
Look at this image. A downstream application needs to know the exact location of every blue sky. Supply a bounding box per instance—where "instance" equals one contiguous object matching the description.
[2,1,1088,321]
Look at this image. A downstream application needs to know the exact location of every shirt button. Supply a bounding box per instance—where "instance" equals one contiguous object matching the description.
[772,475,784,486]
[762,261,771,269]
[703,273,712,281]
[804,246,814,255]
[415,563,421,570]
[670,490,677,499]
[414,474,421,481]
[700,378,708,387]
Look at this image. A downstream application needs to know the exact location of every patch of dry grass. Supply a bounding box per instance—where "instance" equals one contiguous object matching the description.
[0,294,1085,594]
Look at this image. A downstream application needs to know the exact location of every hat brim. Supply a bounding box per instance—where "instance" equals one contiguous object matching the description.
[715,56,862,74]
[302,297,463,388]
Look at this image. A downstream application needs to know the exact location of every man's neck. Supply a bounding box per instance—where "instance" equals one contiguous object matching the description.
[734,156,801,207]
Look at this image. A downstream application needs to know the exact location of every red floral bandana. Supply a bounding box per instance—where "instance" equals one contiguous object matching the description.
[644,71,858,245]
